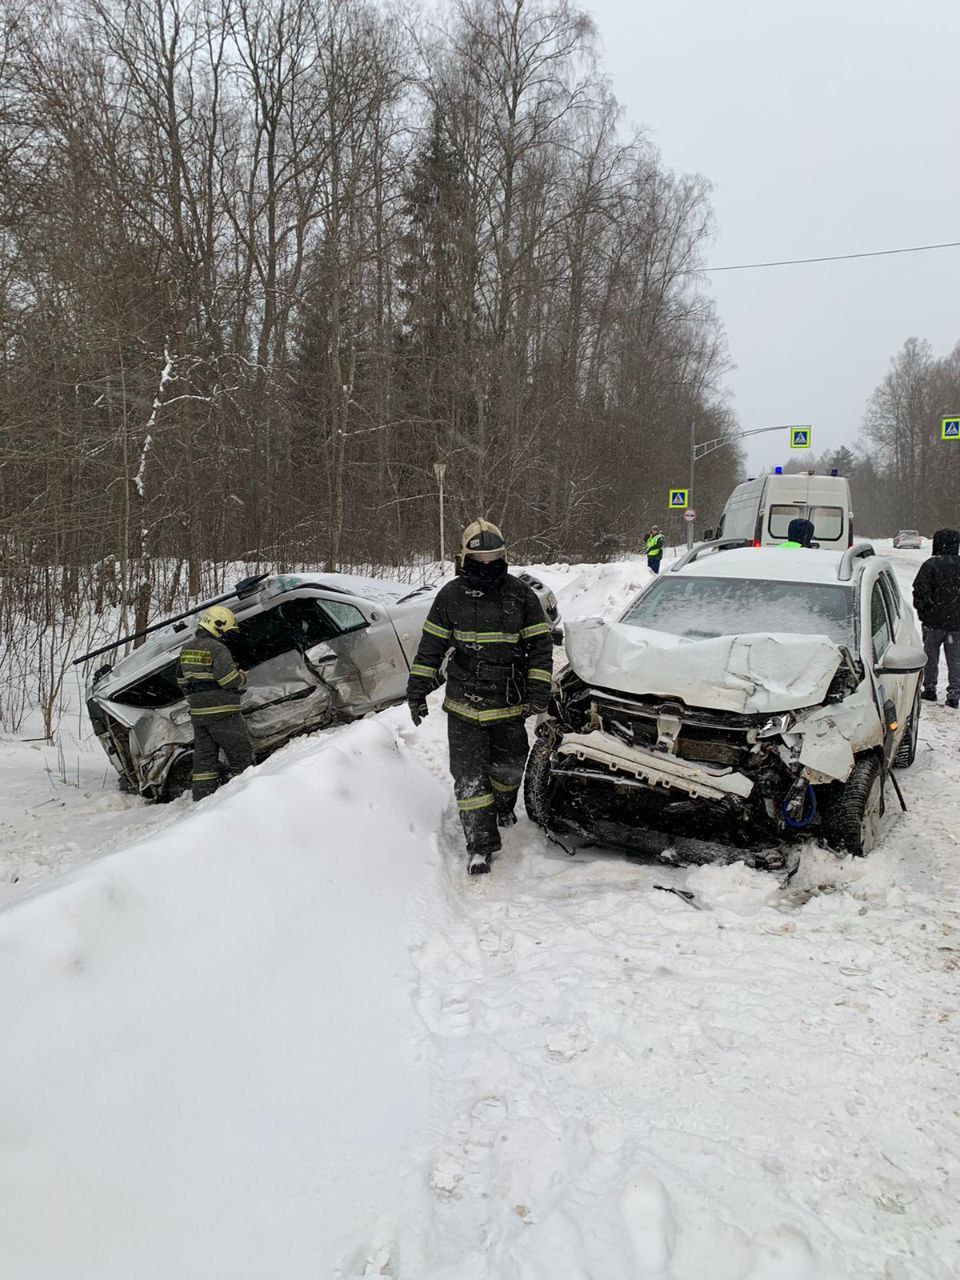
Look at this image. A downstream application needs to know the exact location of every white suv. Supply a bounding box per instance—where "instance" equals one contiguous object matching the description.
[526,542,925,862]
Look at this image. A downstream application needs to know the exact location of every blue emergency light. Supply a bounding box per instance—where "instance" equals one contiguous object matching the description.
[774,466,782,475]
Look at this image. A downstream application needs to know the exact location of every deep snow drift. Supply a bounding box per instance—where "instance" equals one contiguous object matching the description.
[1,549,958,1279]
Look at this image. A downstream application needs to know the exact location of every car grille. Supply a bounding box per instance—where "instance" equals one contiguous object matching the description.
[596,693,762,768]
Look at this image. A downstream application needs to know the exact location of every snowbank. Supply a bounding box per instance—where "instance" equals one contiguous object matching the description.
[0,717,448,1280]
[523,558,653,622]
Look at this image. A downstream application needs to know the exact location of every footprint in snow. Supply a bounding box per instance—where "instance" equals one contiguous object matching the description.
[739,1226,817,1280]
[620,1170,677,1278]
[544,1023,592,1062]
[470,1093,508,1132]
[413,989,472,1037]
[336,1222,397,1278]
[477,923,515,956]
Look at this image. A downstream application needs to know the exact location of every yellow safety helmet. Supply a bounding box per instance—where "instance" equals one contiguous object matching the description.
[198,605,240,637]
[460,518,506,561]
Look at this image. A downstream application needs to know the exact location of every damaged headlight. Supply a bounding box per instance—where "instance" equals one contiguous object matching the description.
[755,712,795,740]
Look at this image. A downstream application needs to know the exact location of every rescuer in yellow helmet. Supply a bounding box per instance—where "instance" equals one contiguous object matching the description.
[176,604,253,800]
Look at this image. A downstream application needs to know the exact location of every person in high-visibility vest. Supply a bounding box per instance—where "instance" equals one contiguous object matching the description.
[646,527,665,573]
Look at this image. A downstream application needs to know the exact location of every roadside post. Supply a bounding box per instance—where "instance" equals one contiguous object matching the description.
[668,488,690,549]
[433,462,446,569]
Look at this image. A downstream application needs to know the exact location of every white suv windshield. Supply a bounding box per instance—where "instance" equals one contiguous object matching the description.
[621,576,856,644]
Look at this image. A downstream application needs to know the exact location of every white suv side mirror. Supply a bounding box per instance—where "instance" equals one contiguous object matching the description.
[877,644,926,675]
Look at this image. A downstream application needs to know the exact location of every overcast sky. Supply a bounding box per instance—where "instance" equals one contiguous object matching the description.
[584,0,960,473]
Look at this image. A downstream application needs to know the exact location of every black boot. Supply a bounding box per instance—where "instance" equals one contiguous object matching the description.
[468,849,492,875]
[947,697,959,709]
[921,689,938,702]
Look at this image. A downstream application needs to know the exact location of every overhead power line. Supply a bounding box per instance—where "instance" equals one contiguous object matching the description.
[704,239,960,273]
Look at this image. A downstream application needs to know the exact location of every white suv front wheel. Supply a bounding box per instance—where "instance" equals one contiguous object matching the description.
[821,755,883,857]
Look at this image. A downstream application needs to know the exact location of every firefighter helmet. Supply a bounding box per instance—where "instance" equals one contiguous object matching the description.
[460,519,506,561]
[198,605,240,637]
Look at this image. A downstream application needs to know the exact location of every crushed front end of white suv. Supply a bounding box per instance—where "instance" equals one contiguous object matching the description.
[525,543,925,864]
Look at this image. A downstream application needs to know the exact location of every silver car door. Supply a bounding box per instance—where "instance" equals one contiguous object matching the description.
[233,601,337,744]
[278,592,369,711]
[312,594,410,709]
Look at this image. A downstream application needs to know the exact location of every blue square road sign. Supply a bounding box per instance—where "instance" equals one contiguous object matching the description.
[942,416,960,440]
[668,488,689,509]
[789,428,811,449]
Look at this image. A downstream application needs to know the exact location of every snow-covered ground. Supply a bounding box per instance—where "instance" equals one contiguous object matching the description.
[1,548,958,1279]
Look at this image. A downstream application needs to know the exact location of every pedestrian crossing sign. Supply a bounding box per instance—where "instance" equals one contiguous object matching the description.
[668,488,689,509]
[942,416,960,440]
[789,428,811,449]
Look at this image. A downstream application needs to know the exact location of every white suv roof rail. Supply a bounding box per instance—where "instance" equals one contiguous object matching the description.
[669,537,752,573]
[838,541,875,581]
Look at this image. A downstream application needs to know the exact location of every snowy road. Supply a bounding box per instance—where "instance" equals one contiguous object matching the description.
[1,547,958,1278]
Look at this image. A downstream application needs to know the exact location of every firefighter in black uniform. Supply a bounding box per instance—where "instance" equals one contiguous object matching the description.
[406,520,554,874]
[176,605,254,800]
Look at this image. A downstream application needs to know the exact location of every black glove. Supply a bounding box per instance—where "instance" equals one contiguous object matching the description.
[525,694,551,718]
[408,699,428,727]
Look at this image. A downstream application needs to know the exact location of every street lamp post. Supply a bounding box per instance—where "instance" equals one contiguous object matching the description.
[433,462,447,568]
[686,423,812,549]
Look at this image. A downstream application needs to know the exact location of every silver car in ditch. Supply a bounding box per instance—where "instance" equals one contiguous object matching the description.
[83,569,561,801]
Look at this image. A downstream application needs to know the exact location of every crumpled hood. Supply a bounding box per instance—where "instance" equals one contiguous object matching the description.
[564,618,844,714]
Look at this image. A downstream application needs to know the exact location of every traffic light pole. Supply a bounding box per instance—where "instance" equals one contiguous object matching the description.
[686,423,812,549]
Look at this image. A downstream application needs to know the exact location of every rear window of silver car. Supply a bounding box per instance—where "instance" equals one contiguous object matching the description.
[621,576,856,645]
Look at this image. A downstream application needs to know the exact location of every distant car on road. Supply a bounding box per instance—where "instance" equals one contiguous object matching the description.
[83,570,560,802]
[892,530,923,550]
[526,541,924,863]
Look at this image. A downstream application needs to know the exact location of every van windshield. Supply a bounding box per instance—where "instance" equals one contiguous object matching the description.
[768,504,844,542]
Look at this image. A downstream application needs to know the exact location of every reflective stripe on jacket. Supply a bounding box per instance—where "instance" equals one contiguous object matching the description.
[177,629,247,718]
[406,574,553,720]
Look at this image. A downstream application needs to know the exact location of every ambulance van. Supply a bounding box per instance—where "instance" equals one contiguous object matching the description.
[714,472,854,548]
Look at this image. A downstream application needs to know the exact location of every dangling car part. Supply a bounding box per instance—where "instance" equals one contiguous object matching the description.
[527,542,925,863]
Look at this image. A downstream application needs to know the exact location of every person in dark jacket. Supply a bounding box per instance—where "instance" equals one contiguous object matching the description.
[406,520,554,874]
[177,605,254,799]
[778,517,816,548]
[912,528,960,708]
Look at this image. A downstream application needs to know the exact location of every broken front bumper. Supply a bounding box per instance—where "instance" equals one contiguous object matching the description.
[557,730,754,802]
